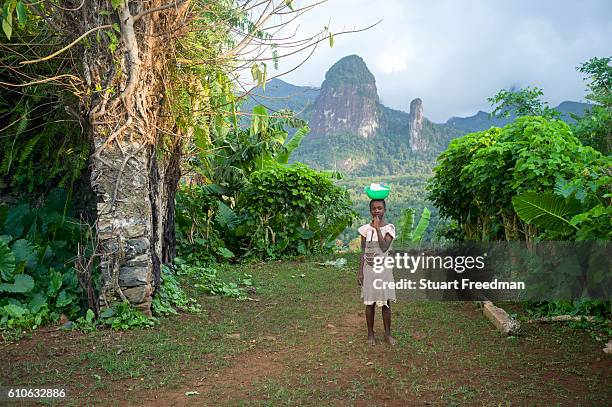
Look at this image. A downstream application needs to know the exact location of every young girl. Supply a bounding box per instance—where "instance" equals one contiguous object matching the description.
[357,199,397,346]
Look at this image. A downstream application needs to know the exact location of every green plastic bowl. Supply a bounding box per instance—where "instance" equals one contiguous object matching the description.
[364,185,390,199]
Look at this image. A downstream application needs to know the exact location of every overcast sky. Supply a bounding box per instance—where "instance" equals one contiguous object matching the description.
[270,0,612,122]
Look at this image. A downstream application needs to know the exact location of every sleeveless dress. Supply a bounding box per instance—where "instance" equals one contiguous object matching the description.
[358,223,397,307]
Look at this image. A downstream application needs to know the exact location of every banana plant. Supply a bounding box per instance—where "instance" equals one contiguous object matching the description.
[398,207,431,244]
[274,125,310,165]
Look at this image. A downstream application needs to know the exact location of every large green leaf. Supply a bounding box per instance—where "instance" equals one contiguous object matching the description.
[512,192,582,233]
[44,188,70,215]
[47,269,63,296]
[1,4,13,40]
[0,273,34,293]
[398,208,415,245]
[202,183,228,196]
[4,203,29,237]
[3,304,28,318]
[11,239,37,269]
[0,239,15,281]
[215,201,240,230]
[297,227,314,240]
[251,105,268,135]
[411,207,431,242]
[15,2,26,25]
[55,289,75,308]
[216,247,235,259]
[29,293,46,313]
[276,126,310,164]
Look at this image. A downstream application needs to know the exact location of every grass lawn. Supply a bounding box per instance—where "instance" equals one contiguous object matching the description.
[1,254,610,406]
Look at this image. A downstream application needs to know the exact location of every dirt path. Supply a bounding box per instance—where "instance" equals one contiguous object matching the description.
[1,258,610,406]
[137,302,611,406]
[138,310,370,406]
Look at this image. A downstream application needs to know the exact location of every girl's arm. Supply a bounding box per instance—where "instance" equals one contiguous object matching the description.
[374,227,393,253]
[358,235,365,285]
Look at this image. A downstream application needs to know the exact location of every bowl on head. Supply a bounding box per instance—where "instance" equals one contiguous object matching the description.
[364,184,390,199]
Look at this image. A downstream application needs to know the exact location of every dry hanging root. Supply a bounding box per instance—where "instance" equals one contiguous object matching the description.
[111,235,128,302]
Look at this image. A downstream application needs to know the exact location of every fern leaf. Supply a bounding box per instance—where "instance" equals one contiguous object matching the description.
[19,133,42,164]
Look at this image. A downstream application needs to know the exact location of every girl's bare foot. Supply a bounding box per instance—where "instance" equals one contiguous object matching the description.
[384,334,397,346]
[367,334,376,346]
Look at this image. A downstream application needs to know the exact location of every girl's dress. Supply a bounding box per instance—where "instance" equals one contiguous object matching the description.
[358,223,397,307]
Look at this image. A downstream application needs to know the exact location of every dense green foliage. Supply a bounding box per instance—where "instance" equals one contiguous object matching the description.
[487,87,560,119]
[0,85,89,195]
[512,175,611,241]
[176,165,356,262]
[0,190,91,336]
[0,6,89,198]
[197,105,307,191]
[175,183,237,264]
[174,94,357,262]
[428,116,605,241]
[429,77,611,324]
[239,163,356,258]
[177,102,354,262]
[572,56,611,154]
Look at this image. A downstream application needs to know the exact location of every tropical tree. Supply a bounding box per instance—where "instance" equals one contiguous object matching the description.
[573,56,612,154]
[1,0,369,314]
[487,86,560,119]
[397,207,430,245]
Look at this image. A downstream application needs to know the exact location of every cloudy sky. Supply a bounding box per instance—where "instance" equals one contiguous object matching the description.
[269,0,612,122]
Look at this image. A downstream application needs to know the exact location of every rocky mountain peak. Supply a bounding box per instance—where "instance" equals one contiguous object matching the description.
[322,54,378,99]
[408,98,426,151]
[309,55,380,139]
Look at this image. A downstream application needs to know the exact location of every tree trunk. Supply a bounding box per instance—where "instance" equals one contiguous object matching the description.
[93,140,155,315]
[78,0,187,315]
[162,142,182,264]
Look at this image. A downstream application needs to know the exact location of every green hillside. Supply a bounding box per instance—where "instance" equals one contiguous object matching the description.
[446,101,591,133]
[239,78,319,117]
[292,106,463,177]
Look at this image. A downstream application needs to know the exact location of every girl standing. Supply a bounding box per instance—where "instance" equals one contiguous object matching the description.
[357,198,397,346]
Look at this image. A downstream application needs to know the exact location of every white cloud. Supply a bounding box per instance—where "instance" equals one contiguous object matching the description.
[271,0,612,122]
[376,38,415,73]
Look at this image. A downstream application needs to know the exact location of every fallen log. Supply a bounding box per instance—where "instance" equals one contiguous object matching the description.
[527,315,597,323]
[482,301,521,335]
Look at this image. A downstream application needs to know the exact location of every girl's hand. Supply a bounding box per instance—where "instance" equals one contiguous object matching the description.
[358,270,364,286]
[371,215,381,229]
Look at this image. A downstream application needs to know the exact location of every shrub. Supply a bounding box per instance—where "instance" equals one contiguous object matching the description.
[238,163,356,258]
[428,116,605,241]
[0,189,93,336]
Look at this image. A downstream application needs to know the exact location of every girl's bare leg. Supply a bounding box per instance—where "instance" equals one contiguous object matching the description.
[382,301,396,345]
[365,304,376,345]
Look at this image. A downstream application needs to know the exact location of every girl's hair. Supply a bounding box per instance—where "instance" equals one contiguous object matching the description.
[369,199,386,209]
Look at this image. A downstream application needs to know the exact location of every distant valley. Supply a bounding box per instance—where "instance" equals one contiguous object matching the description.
[240,55,591,240]
[241,54,590,177]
